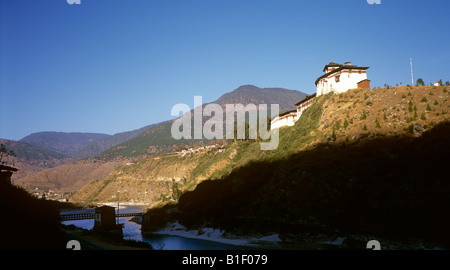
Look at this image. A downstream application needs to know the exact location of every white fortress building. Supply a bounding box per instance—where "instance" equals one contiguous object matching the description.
[316,61,370,96]
[271,61,370,130]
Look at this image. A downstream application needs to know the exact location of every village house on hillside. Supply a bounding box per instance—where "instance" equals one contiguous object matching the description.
[271,61,371,130]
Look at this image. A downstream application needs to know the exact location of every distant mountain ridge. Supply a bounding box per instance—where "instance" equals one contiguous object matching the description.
[10,124,159,189]
[96,85,309,159]
[0,138,73,180]
[72,123,160,159]
[20,132,110,157]
[215,85,308,111]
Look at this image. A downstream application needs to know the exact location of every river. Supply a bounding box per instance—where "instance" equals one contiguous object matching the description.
[61,204,251,250]
[62,205,431,250]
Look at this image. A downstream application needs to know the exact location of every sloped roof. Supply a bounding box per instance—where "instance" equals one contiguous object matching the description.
[295,93,317,106]
[0,165,18,172]
[316,64,369,86]
[278,109,297,117]
[323,61,342,72]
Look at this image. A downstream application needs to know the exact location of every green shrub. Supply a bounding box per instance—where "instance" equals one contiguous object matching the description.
[360,110,367,120]
[421,97,427,102]
[434,100,439,105]
[331,129,336,141]
[375,118,381,129]
[334,120,341,130]
[426,104,432,111]
[420,113,426,120]
[362,124,367,131]
[407,124,414,134]
[416,78,425,86]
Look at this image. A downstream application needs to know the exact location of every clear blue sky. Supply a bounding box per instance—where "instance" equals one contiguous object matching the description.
[1,0,449,140]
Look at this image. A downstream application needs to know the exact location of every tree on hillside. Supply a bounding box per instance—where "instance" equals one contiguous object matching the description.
[416,78,425,86]
[0,143,16,166]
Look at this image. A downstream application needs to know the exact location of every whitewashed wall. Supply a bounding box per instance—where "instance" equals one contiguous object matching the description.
[317,70,367,95]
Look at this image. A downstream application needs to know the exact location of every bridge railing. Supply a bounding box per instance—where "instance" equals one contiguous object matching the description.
[115,212,144,218]
[60,212,144,221]
[60,213,95,221]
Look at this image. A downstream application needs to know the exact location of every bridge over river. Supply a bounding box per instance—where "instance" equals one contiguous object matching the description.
[60,212,144,221]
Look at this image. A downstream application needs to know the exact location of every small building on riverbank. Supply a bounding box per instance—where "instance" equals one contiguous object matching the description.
[93,205,123,236]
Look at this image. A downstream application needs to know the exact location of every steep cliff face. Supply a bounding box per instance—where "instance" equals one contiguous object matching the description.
[19,132,110,156]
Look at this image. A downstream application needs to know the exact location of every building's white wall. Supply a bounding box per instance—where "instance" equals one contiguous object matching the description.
[333,71,367,93]
[317,70,367,96]
[317,78,329,96]
[271,113,296,130]
[287,115,295,126]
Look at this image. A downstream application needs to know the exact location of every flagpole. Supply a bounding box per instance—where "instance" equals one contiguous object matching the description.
[117,191,119,225]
